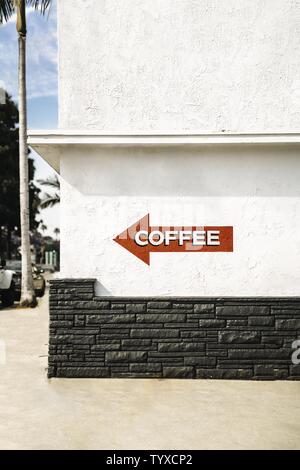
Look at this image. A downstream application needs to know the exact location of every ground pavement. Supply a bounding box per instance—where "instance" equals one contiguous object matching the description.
[0,286,299,450]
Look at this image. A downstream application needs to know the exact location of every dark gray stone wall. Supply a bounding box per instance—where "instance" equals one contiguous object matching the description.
[48,279,300,379]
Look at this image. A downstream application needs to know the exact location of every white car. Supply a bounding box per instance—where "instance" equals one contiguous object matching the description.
[0,258,15,307]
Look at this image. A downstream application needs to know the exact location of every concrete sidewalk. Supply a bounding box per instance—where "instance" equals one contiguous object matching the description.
[0,288,299,450]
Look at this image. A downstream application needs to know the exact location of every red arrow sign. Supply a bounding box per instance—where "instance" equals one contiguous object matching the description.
[114,214,233,265]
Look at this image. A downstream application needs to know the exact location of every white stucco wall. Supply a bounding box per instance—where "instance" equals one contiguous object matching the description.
[60,145,300,296]
[58,0,300,132]
[56,1,300,296]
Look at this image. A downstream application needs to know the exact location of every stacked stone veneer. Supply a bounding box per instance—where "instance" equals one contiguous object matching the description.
[48,279,300,379]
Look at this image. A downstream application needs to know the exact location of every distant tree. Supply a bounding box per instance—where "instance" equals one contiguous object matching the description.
[40,222,47,233]
[0,92,40,258]
[53,227,60,240]
[0,0,51,307]
[38,174,60,209]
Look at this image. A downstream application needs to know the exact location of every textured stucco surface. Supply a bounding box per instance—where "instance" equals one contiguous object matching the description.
[57,1,300,296]
[60,145,300,296]
[58,0,300,132]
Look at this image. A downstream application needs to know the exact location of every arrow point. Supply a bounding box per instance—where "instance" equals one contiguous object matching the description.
[114,214,150,265]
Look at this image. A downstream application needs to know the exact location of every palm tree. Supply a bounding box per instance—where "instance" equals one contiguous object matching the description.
[0,0,51,307]
[38,174,60,209]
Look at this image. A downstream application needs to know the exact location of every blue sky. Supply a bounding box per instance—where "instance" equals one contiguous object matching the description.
[0,0,58,237]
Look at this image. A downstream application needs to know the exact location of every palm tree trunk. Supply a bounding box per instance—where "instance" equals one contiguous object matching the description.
[18,9,36,307]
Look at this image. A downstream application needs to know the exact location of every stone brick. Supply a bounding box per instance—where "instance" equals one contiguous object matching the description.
[111,372,162,378]
[61,287,94,294]
[254,365,288,379]
[206,350,228,357]
[158,342,205,353]
[227,319,248,327]
[196,369,253,379]
[199,319,226,328]
[137,313,186,323]
[110,366,129,373]
[130,363,162,373]
[105,351,147,363]
[228,349,291,359]
[147,301,172,309]
[159,323,190,329]
[68,328,99,335]
[69,353,85,361]
[261,336,283,346]
[91,341,121,351]
[126,303,146,313]
[57,348,73,354]
[108,313,136,323]
[50,320,73,327]
[283,338,298,348]
[180,331,206,338]
[184,357,216,367]
[47,366,56,378]
[87,314,135,325]
[49,355,68,362]
[51,278,95,284]
[121,339,152,348]
[84,360,107,368]
[56,367,109,378]
[147,309,187,315]
[163,367,194,378]
[100,331,130,339]
[111,303,125,309]
[105,323,162,330]
[290,365,300,377]
[73,346,94,352]
[50,335,73,344]
[188,313,214,320]
[273,309,300,316]
[75,315,85,327]
[72,336,95,345]
[148,356,183,364]
[248,316,274,326]
[71,301,110,310]
[194,304,215,313]
[172,303,193,310]
[219,331,260,344]
[275,319,300,330]
[131,329,179,339]
[55,293,93,301]
[217,306,269,316]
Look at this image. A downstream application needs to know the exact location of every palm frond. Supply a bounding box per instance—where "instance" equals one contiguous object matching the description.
[40,192,60,209]
[0,0,52,24]
[37,174,60,189]
[26,0,51,15]
[0,0,14,23]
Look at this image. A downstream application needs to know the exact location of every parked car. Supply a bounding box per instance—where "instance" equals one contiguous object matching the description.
[5,260,46,300]
[0,258,16,307]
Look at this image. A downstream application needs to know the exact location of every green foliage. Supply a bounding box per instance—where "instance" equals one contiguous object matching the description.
[0,0,14,23]
[0,0,51,23]
[0,92,40,234]
[38,174,60,209]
